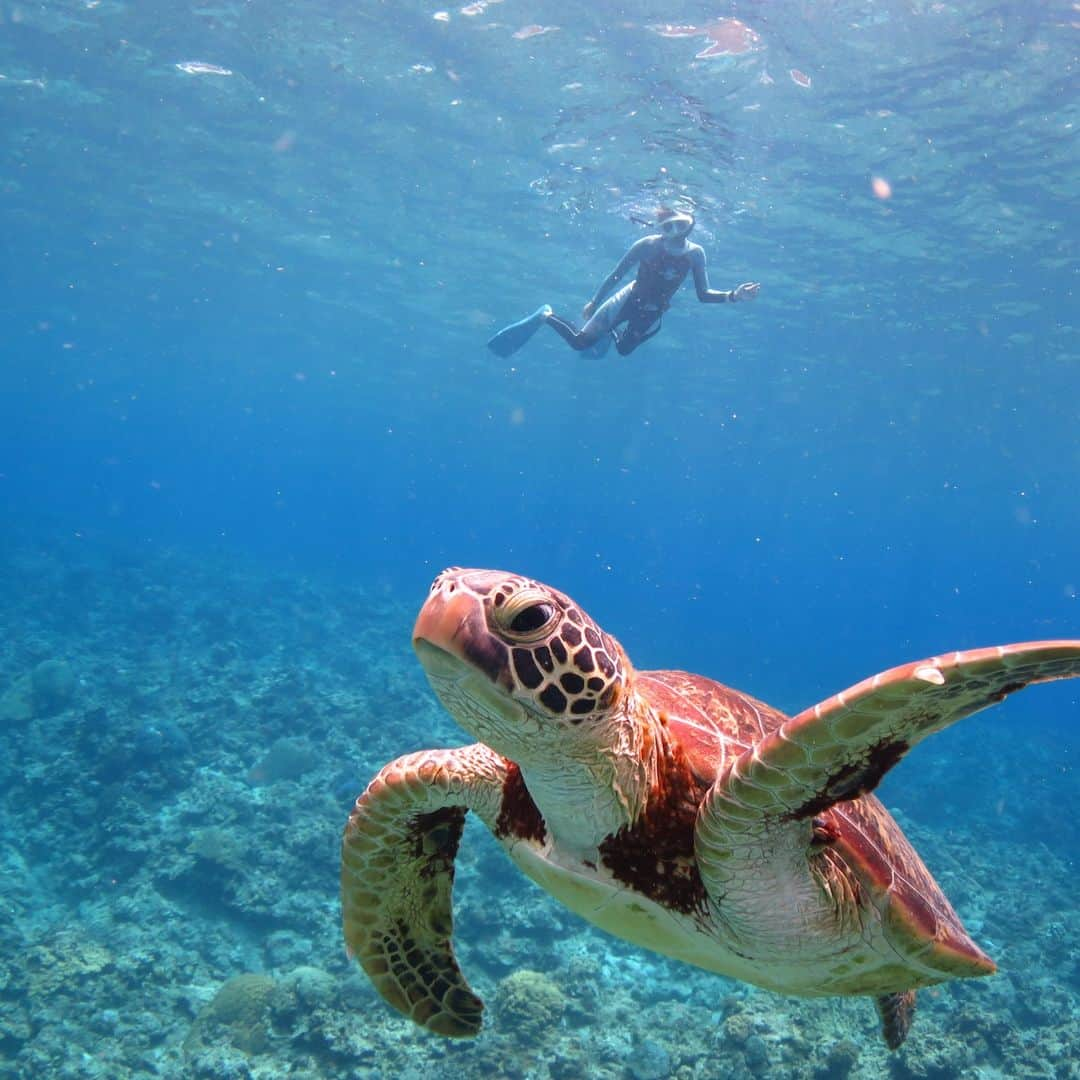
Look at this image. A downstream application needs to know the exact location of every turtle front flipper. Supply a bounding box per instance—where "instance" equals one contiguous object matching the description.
[695,641,1080,1035]
[703,640,1080,830]
[341,744,507,1036]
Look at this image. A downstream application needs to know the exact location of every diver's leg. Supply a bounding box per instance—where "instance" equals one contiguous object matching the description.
[545,313,601,351]
[545,287,628,353]
[614,313,662,356]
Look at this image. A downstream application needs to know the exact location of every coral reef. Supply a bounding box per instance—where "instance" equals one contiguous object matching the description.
[29,659,77,717]
[185,973,278,1055]
[247,736,319,786]
[494,969,567,1045]
[0,530,1077,1079]
[0,659,77,724]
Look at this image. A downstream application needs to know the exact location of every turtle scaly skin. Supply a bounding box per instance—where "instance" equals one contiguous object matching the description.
[342,568,1080,1049]
[341,745,504,1035]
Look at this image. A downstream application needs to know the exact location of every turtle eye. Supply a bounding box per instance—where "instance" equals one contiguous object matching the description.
[492,589,559,642]
[510,603,555,635]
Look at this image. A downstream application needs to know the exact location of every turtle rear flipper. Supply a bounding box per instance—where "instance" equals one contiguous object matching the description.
[341,744,507,1036]
[876,990,917,1050]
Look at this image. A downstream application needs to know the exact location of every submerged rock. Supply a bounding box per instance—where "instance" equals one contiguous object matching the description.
[31,658,77,716]
[247,736,319,785]
[186,972,277,1055]
[0,677,33,724]
[494,969,566,1046]
[630,1036,673,1080]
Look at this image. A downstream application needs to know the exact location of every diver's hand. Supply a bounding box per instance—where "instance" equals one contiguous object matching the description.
[582,301,596,320]
[733,282,760,302]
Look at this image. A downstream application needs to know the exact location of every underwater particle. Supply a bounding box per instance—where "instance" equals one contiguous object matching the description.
[790,68,812,88]
[272,130,296,153]
[433,10,450,21]
[175,61,233,76]
[0,73,47,88]
[653,23,698,36]
[872,176,893,199]
[652,19,761,58]
[460,1,486,14]
[695,19,759,58]
[513,24,557,40]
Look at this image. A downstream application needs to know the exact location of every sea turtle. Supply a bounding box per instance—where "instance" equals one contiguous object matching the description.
[341,568,1080,1048]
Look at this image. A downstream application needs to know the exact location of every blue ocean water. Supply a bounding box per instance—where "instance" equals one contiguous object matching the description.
[1,1,1077,1077]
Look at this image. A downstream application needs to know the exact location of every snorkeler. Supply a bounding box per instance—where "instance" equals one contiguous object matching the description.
[487,207,760,358]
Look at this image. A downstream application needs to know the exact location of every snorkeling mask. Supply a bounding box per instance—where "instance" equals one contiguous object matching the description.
[659,213,695,238]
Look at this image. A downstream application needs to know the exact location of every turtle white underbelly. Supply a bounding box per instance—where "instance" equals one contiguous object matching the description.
[504,835,922,999]
[504,837,777,990]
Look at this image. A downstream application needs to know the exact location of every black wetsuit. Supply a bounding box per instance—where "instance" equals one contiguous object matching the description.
[547,241,693,356]
[622,244,692,342]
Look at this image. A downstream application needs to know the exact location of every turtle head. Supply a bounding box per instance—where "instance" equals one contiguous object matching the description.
[413,568,629,764]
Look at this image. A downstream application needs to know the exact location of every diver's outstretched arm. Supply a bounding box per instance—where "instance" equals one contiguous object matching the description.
[690,247,760,303]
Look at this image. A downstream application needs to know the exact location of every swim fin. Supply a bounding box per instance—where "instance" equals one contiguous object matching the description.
[486,305,552,358]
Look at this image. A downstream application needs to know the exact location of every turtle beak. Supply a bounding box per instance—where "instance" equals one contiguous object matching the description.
[412,587,478,657]
[413,581,525,748]
[413,638,461,679]
[413,575,513,692]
